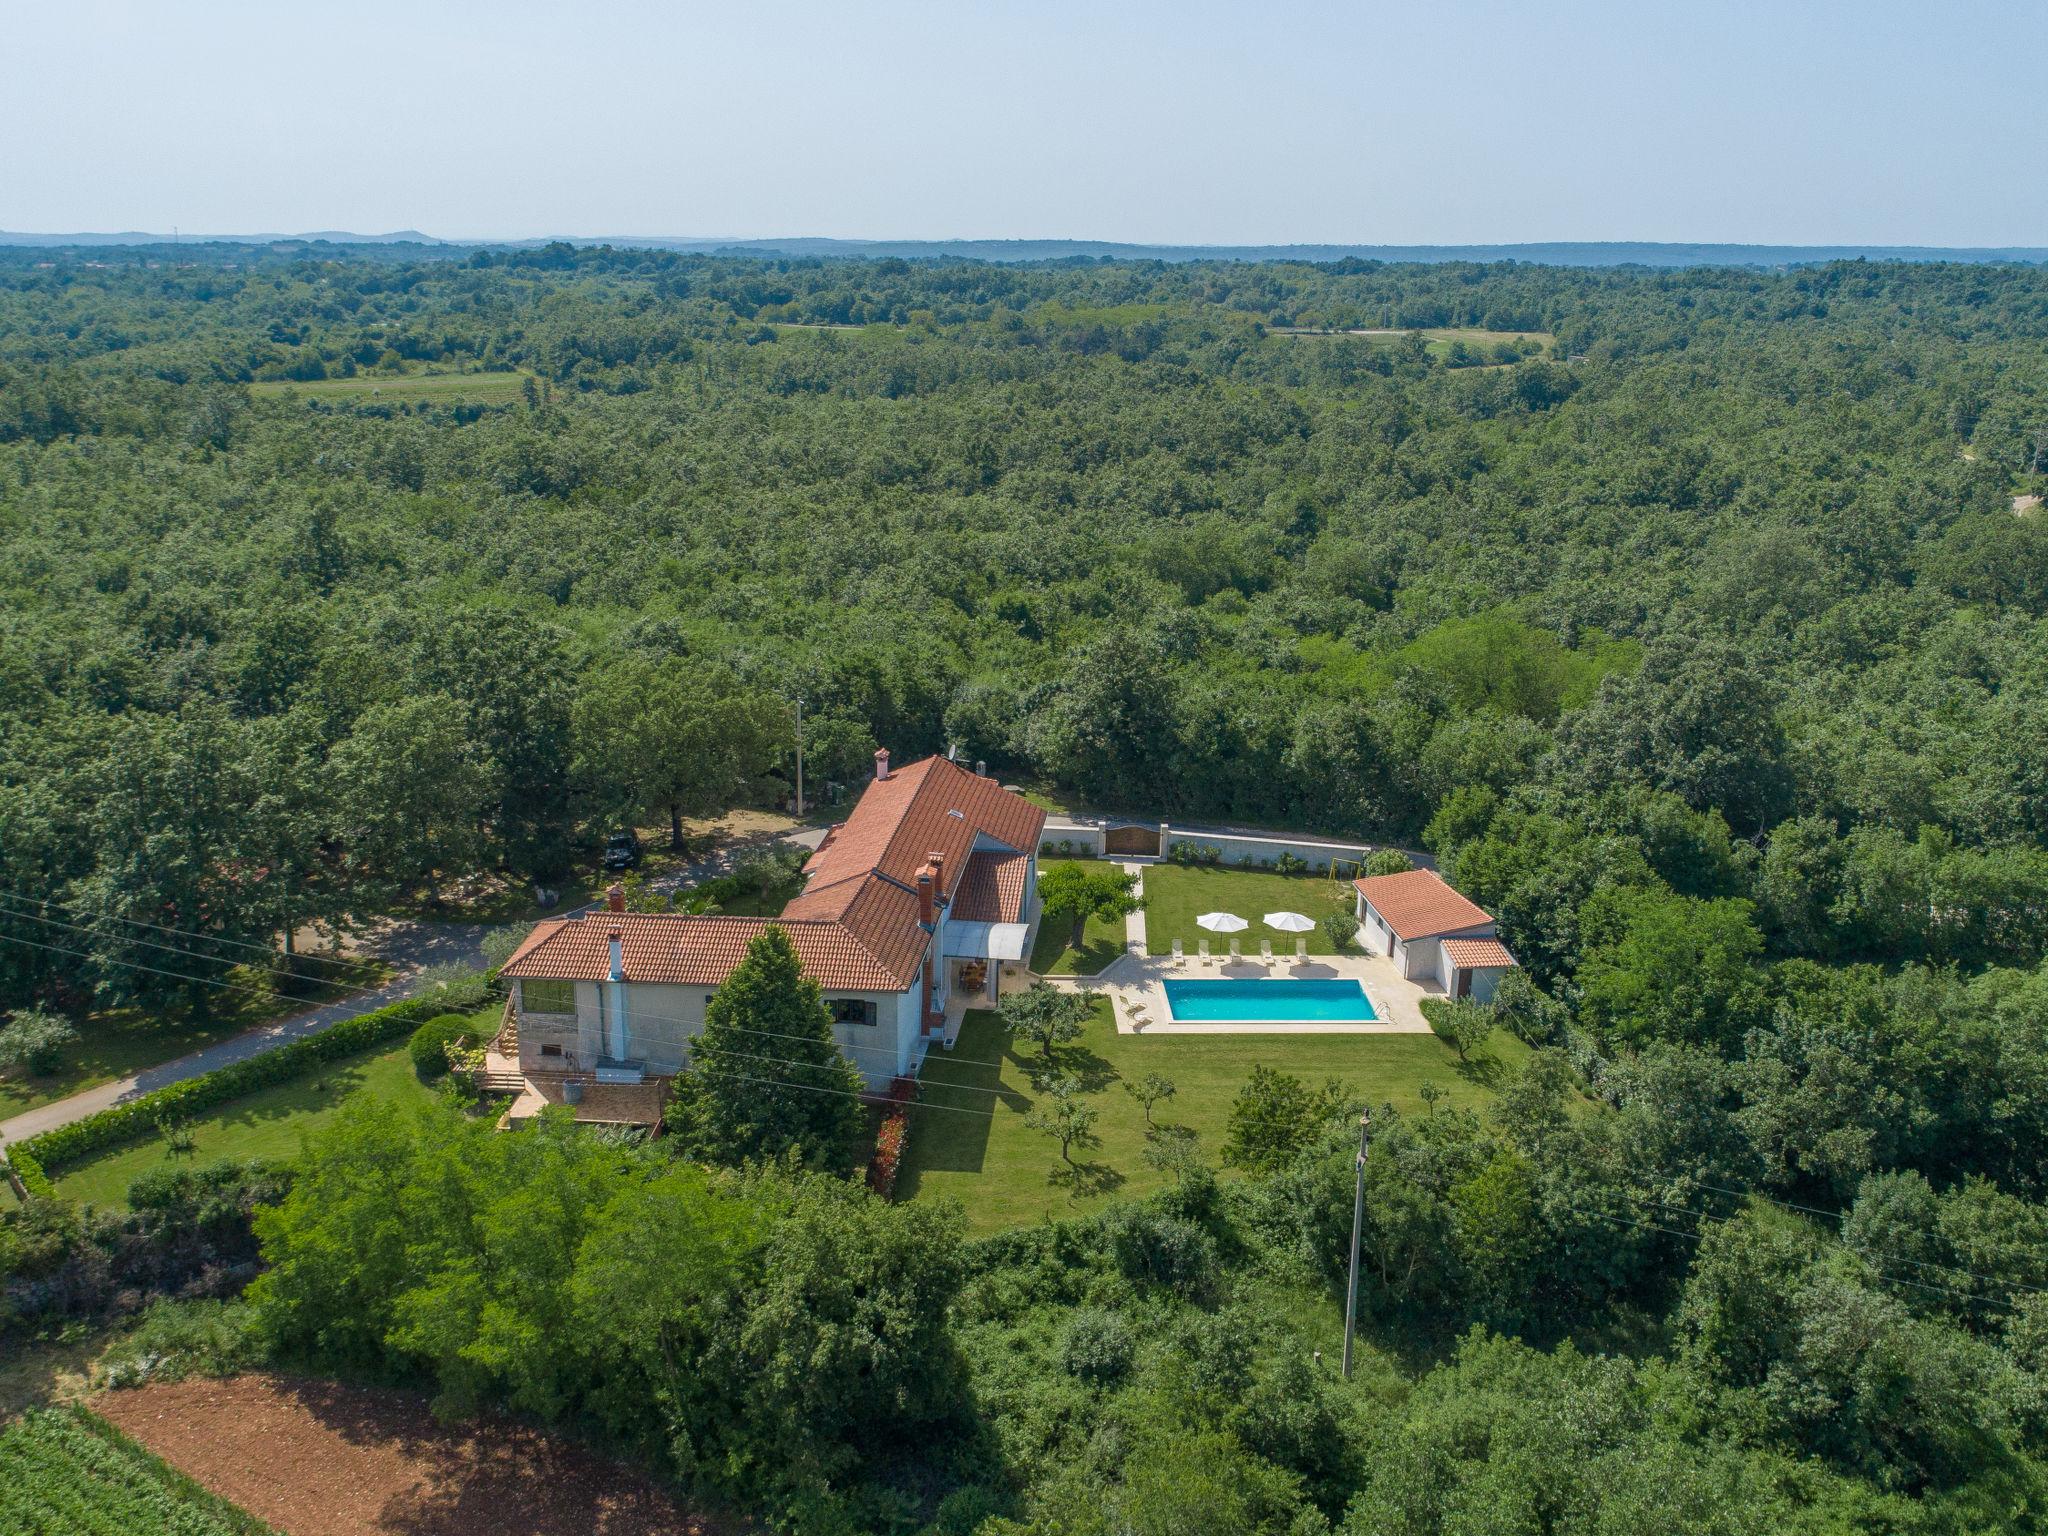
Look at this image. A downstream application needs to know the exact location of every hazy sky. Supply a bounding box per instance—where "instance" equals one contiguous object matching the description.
[5,0,2043,246]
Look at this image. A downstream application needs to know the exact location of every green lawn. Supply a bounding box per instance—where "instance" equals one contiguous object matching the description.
[1029,859,1130,975]
[900,1000,1528,1235]
[1141,864,1351,957]
[248,370,533,404]
[0,957,390,1122]
[46,1024,475,1209]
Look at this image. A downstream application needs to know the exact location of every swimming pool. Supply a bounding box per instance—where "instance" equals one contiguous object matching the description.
[1163,978,1379,1023]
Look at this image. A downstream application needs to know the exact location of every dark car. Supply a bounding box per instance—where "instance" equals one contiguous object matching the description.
[602,831,642,871]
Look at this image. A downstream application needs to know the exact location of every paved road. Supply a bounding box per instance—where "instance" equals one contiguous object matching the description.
[0,921,505,1149]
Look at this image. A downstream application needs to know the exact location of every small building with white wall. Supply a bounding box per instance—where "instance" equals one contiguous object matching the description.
[1352,868,1517,1002]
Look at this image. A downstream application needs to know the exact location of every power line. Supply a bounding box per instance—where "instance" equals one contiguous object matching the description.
[0,899,396,1007]
[0,883,369,972]
[1626,1183,2048,1299]
[0,929,391,1009]
[1559,1200,2020,1315]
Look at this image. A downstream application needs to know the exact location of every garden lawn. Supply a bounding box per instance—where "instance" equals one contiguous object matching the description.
[47,1032,459,1210]
[898,999,1528,1235]
[0,958,390,1122]
[1142,864,1352,957]
[1028,859,1130,976]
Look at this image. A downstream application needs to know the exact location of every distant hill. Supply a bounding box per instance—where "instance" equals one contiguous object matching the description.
[3,230,2043,267]
[0,229,443,247]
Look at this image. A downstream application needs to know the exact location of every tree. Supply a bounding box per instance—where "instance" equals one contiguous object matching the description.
[1036,860,1139,951]
[729,1180,968,1493]
[1363,848,1415,877]
[71,702,268,1011]
[1127,1071,1176,1127]
[1421,996,1495,1063]
[1026,1076,1100,1166]
[0,1007,77,1075]
[240,708,353,969]
[998,981,1094,1059]
[1577,886,1767,1049]
[1221,1066,1349,1174]
[573,658,785,849]
[665,925,867,1174]
[331,692,496,906]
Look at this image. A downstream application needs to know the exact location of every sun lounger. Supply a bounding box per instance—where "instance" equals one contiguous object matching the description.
[1229,936,1242,960]
[1198,939,1213,966]
[1260,939,1274,961]
[1172,938,1184,963]
[1296,937,1309,962]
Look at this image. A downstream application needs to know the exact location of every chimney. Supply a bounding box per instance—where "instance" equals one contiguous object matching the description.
[607,930,624,981]
[606,883,625,913]
[974,759,986,778]
[929,850,946,897]
[915,863,934,926]
[874,747,891,782]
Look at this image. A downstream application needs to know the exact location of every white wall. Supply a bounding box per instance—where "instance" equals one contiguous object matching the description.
[1163,828,1374,873]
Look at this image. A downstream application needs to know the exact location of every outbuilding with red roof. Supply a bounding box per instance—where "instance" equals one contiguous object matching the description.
[1352,867,1517,1001]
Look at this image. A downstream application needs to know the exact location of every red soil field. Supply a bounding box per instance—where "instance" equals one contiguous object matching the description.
[96,1374,730,1536]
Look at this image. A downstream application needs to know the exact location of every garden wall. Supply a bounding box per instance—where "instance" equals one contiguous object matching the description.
[1160,827,1377,874]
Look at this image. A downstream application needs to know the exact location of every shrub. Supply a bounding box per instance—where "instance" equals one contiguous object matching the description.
[97,1299,263,1389]
[1274,851,1307,876]
[1491,969,1562,1045]
[1060,1306,1137,1386]
[1322,908,1360,949]
[867,1077,917,1198]
[409,1012,479,1080]
[1364,848,1415,877]
[1101,1205,1217,1299]
[0,1008,78,1076]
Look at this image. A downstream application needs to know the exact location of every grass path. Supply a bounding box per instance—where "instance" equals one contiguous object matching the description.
[900,1000,1527,1234]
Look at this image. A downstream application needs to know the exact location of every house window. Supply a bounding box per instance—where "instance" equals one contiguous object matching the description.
[539,1042,563,1058]
[829,998,877,1028]
[522,978,574,1015]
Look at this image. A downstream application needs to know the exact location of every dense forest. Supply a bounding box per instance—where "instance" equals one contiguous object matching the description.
[7,246,2048,1531]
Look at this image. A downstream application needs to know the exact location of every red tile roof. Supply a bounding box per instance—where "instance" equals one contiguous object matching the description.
[801,755,1046,903]
[949,849,1030,924]
[1441,936,1517,971]
[503,756,1043,994]
[1353,868,1495,941]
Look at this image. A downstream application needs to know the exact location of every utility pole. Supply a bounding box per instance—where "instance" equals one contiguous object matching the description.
[793,696,806,819]
[1342,1108,1371,1380]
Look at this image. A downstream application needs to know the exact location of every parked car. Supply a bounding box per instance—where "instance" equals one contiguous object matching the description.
[602,831,642,871]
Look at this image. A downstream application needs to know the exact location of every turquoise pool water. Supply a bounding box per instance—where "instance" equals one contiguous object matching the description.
[1163,978,1379,1023]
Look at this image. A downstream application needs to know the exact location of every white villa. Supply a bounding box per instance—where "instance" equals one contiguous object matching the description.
[1352,867,1517,1002]
[495,751,1045,1126]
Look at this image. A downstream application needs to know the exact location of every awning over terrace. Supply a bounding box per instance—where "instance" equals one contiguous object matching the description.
[942,921,1031,961]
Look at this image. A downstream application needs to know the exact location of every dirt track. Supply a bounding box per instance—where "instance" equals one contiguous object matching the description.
[96,1374,727,1536]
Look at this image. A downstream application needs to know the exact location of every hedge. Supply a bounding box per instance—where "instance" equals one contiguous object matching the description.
[8,977,495,1190]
